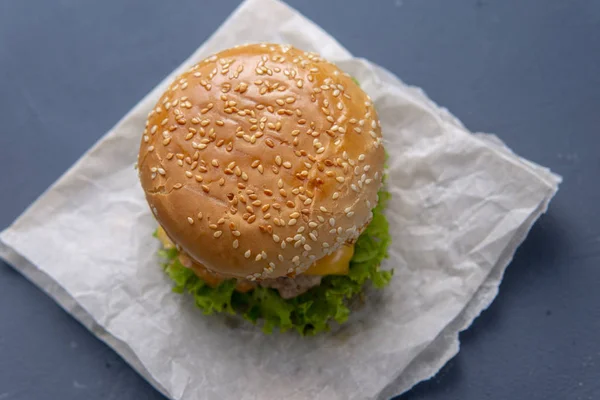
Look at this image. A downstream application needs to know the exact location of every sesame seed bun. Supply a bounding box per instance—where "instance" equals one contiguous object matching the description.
[138,43,385,281]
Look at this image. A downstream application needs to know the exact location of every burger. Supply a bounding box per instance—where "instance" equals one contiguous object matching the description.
[137,43,392,335]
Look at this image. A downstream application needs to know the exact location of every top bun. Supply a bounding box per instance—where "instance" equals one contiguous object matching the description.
[138,43,385,281]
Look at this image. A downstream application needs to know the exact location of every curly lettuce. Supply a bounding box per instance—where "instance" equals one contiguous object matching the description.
[157,188,392,335]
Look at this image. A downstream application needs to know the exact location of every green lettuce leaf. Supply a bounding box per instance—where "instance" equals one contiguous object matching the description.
[157,187,392,335]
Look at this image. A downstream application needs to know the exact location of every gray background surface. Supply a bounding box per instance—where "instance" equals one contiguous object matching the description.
[0,1,598,399]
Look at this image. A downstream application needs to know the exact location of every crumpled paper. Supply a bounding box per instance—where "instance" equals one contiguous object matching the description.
[0,0,561,399]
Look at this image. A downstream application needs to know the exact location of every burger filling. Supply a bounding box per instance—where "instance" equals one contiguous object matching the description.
[155,188,391,335]
[157,225,354,298]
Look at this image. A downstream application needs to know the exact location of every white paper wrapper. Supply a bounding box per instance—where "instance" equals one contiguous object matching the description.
[0,0,561,399]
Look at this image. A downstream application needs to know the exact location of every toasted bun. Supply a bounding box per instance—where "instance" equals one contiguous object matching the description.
[138,43,385,280]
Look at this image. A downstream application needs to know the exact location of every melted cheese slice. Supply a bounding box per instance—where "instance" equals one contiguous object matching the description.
[156,226,353,277]
[156,226,175,249]
[303,244,354,275]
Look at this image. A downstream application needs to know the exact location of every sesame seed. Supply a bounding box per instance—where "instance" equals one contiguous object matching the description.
[336,177,345,183]
[293,234,303,241]
[157,168,166,176]
[201,185,210,193]
[187,217,194,225]
[329,218,336,227]
[288,219,297,226]
[244,250,251,258]
[351,184,359,192]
